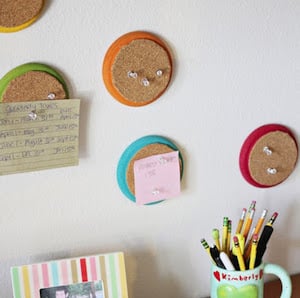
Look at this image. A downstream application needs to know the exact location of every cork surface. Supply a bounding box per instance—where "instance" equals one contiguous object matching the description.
[112,39,172,105]
[0,0,44,28]
[126,143,176,195]
[249,131,298,186]
[2,71,67,102]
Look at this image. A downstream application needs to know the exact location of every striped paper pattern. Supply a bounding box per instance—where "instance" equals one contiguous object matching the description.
[11,252,128,298]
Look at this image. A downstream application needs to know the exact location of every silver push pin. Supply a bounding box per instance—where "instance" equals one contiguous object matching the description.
[28,111,37,120]
[267,168,277,175]
[47,92,56,100]
[141,78,150,87]
[152,189,160,195]
[156,69,163,77]
[263,146,272,156]
[127,71,138,79]
[159,156,167,164]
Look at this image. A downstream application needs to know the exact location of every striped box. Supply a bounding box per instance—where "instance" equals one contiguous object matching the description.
[11,252,128,298]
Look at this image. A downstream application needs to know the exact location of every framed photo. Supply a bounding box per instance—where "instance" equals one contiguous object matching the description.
[39,280,104,298]
[11,252,128,298]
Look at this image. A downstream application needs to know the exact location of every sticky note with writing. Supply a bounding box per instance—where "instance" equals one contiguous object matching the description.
[0,99,80,175]
[133,151,181,205]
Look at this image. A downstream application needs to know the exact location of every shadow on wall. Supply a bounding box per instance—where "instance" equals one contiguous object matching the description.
[126,249,186,298]
[267,197,300,269]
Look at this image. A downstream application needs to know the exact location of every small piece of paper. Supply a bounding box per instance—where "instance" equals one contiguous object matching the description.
[133,151,181,205]
[0,99,80,175]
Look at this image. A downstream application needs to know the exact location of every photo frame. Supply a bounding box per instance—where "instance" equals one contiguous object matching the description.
[11,252,128,298]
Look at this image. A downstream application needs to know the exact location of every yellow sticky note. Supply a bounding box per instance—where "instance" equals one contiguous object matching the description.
[0,99,80,175]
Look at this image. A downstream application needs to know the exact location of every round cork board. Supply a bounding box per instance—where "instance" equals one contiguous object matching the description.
[117,135,184,204]
[103,31,173,107]
[0,0,44,33]
[0,63,69,102]
[239,124,298,188]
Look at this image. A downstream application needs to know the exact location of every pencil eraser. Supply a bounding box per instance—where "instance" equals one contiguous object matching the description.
[0,0,44,33]
[102,31,173,107]
[0,63,69,103]
[239,124,298,188]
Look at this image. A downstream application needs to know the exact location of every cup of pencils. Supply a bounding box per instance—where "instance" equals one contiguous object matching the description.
[201,201,292,298]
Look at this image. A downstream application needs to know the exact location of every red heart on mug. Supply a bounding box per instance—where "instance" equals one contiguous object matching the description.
[213,271,221,282]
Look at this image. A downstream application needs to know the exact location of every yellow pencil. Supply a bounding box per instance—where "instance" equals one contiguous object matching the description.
[244,209,268,260]
[212,228,221,251]
[241,201,256,234]
[243,208,255,242]
[232,233,245,256]
[201,238,215,264]
[235,208,247,234]
[249,234,259,269]
[227,220,232,254]
[266,212,279,227]
[233,235,246,271]
[222,217,229,252]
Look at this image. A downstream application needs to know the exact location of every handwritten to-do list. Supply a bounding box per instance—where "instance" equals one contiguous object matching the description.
[0,99,80,175]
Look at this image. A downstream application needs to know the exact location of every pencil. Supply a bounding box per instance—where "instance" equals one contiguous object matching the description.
[212,228,221,251]
[201,238,215,264]
[249,234,258,269]
[244,209,268,260]
[266,212,278,226]
[233,235,246,271]
[226,220,232,254]
[235,208,247,234]
[222,217,229,252]
[243,208,255,242]
[241,201,256,234]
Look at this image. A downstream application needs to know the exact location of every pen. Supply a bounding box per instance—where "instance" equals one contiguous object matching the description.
[222,217,229,252]
[233,236,246,271]
[210,245,226,269]
[254,213,278,267]
[212,228,221,251]
[249,234,258,269]
[220,252,235,271]
[201,238,215,264]
[235,208,247,234]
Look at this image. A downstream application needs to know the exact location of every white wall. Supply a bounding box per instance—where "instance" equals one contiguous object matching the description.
[1,1,299,297]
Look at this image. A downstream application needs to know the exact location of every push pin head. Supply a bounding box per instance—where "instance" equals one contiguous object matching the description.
[156,69,163,77]
[159,156,167,164]
[263,146,272,156]
[47,92,56,100]
[152,189,160,195]
[267,168,277,175]
[28,111,37,120]
[127,71,138,79]
[141,78,150,87]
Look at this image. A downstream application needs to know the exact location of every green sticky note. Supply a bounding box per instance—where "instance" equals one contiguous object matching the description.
[0,99,80,175]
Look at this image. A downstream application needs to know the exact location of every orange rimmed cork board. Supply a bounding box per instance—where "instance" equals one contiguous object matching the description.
[102,31,173,107]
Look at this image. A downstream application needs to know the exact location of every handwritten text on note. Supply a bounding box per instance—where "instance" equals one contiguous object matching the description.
[0,99,80,175]
[133,151,181,205]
